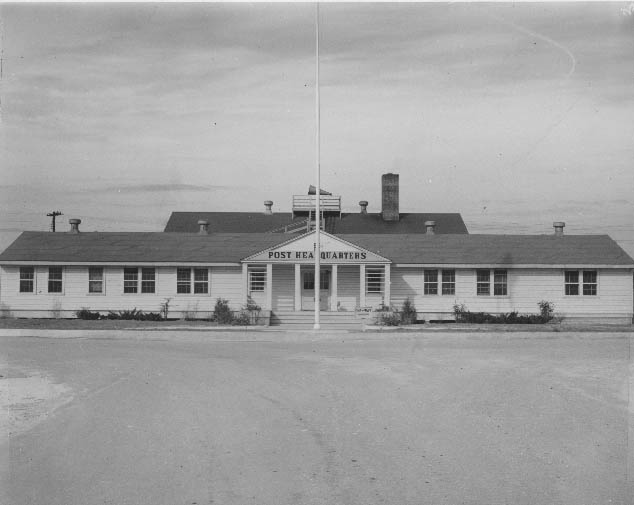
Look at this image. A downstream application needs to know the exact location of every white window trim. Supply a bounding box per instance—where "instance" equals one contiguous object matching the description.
[365,266,385,295]
[123,267,158,295]
[87,266,106,296]
[176,267,210,296]
[46,266,65,295]
[423,269,456,296]
[18,266,37,295]
[476,269,509,297]
[248,267,266,293]
[563,269,599,297]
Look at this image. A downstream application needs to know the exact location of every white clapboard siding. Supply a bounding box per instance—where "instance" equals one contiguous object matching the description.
[272,264,295,311]
[0,265,244,317]
[391,267,633,318]
[336,265,360,311]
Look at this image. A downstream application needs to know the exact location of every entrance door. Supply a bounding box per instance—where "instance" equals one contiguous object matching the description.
[301,270,330,310]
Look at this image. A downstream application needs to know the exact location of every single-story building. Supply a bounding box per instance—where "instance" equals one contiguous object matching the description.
[0,174,632,323]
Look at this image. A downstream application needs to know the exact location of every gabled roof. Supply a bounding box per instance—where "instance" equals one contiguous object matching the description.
[164,211,469,234]
[1,231,632,267]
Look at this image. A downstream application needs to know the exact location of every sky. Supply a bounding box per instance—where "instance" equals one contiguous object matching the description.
[1,2,633,256]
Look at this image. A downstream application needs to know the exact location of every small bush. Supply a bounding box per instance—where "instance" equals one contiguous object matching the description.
[453,301,555,324]
[104,308,162,321]
[76,308,100,320]
[213,298,234,325]
[232,311,251,326]
[378,311,402,326]
[400,298,417,325]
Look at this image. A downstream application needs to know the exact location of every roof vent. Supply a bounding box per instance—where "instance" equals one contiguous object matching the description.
[359,201,368,214]
[264,200,273,215]
[425,220,436,235]
[553,221,565,236]
[68,218,81,233]
[198,219,209,235]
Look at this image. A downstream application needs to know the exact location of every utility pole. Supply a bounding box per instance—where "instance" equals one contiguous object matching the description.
[47,211,63,232]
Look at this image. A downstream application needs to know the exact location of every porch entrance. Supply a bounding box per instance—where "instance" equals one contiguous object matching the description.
[301,269,330,311]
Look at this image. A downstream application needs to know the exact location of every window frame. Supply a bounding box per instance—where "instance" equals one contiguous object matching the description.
[493,269,508,296]
[564,270,598,296]
[176,267,209,295]
[476,269,490,296]
[47,266,64,294]
[123,267,156,294]
[249,267,266,293]
[88,267,104,295]
[366,267,384,294]
[441,269,456,295]
[19,266,35,293]
[423,269,438,295]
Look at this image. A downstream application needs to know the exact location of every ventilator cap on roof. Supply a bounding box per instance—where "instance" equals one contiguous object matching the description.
[553,222,565,236]
[197,220,209,235]
[68,218,81,233]
[264,201,273,215]
[359,201,368,214]
[425,220,436,234]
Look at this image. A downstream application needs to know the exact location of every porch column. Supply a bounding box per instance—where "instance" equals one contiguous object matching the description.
[242,263,248,305]
[330,264,338,311]
[266,263,273,310]
[294,264,301,311]
[359,264,366,309]
[384,263,391,307]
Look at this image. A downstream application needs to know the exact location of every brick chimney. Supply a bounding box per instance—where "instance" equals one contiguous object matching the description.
[264,200,273,215]
[68,218,81,233]
[359,201,368,214]
[198,220,209,235]
[381,173,399,221]
[553,222,565,236]
[425,220,436,234]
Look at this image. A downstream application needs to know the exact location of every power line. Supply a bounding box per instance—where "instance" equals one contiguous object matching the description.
[46,211,63,232]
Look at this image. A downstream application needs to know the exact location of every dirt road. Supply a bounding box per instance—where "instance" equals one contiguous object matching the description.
[1,331,631,504]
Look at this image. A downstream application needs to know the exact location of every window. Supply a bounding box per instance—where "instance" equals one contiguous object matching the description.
[565,270,597,296]
[476,270,490,295]
[249,268,266,292]
[48,266,63,293]
[583,271,597,296]
[124,267,138,293]
[442,270,455,295]
[177,268,209,294]
[493,269,507,296]
[88,267,104,294]
[20,267,34,293]
[177,268,191,293]
[564,270,579,295]
[303,271,330,290]
[423,270,438,295]
[141,268,155,293]
[366,267,384,294]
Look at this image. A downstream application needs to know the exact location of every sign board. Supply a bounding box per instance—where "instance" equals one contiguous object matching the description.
[243,231,390,264]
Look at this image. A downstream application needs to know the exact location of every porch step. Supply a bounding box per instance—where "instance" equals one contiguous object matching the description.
[270,311,366,329]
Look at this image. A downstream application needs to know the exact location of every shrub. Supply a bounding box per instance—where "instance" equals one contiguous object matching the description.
[400,298,417,325]
[104,308,162,321]
[453,301,555,324]
[76,308,100,320]
[538,300,555,322]
[377,311,402,326]
[213,298,234,325]
[232,311,251,326]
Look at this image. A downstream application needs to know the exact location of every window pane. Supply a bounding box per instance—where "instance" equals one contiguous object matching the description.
[249,269,266,292]
[565,270,580,296]
[476,270,490,295]
[565,271,578,283]
[493,269,507,296]
[423,270,438,295]
[20,267,34,293]
[366,268,384,294]
[177,268,191,294]
[48,266,63,293]
[320,271,330,290]
[124,267,138,293]
[89,267,104,294]
[141,268,155,293]
[193,268,208,294]
[303,272,314,290]
[565,284,579,295]
[582,270,597,295]
[441,269,455,295]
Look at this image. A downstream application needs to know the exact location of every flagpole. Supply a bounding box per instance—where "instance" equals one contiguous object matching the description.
[313,1,321,330]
